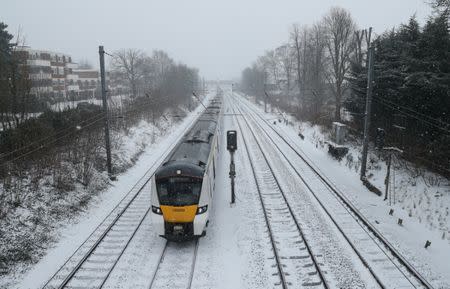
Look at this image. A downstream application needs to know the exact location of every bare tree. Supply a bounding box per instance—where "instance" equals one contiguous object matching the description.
[139,55,155,94]
[290,24,303,100]
[290,24,311,105]
[255,50,280,90]
[323,7,356,121]
[268,50,281,88]
[152,50,174,76]
[307,23,328,116]
[150,50,174,92]
[352,29,366,67]
[240,64,265,97]
[111,49,145,97]
[275,43,294,98]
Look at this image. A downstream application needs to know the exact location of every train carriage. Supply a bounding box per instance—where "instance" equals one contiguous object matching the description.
[151,97,222,241]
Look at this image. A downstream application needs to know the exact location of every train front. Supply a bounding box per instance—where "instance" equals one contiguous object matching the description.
[151,161,208,241]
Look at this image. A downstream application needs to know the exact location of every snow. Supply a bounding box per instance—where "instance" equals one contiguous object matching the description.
[1,94,212,289]
[49,95,128,111]
[237,91,450,288]
[3,86,449,288]
[192,97,273,289]
[234,95,382,288]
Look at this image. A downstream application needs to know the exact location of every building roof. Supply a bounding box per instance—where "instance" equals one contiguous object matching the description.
[15,46,73,59]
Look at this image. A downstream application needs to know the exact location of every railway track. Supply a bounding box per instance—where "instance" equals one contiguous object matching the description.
[148,240,199,289]
[44,192,151,289]
[235,93,435,289]
[41,107,207,289]
[230,99,328,289]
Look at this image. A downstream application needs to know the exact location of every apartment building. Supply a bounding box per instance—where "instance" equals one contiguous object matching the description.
[73,69,100,98]
[14,46,101,102]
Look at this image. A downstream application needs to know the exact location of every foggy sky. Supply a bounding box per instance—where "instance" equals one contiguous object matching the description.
[3,0,432,80]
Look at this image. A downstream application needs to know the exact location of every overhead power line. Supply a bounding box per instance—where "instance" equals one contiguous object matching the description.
[0,92,196,164]
[373,95,450,129]
[3,115,106,164]
[0,111,106,161]
[372,97,450,135]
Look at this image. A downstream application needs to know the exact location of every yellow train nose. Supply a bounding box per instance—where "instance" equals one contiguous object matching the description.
[160,205,198,223]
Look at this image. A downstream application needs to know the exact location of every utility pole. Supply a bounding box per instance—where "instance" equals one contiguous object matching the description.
[384,152,392,203]
[99,45,112,177]
[360,45,375,180]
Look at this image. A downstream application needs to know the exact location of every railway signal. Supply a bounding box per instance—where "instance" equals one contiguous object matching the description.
[227,130,237,204]
[227,130,237,151]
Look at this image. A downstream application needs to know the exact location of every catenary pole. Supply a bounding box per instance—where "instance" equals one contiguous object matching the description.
[360,45,375,180]
[99,45,112,176]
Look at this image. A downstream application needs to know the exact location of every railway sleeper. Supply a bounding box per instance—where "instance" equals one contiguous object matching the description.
[85,259,114,264]
[100,245,125,250]
[103,239,128,244]
[76,267,110,272]
[289,255,308,260]
[73,275,104,280]
[302,280,323,287]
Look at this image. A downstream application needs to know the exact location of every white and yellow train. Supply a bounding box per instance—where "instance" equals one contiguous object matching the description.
[151,97,222,241]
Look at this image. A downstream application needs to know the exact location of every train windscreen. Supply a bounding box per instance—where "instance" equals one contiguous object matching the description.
[156,177,202,206]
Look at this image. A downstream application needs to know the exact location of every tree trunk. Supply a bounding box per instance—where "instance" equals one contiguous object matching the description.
[335,85,342,121]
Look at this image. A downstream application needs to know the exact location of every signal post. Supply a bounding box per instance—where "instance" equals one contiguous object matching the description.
[227,130,237,204]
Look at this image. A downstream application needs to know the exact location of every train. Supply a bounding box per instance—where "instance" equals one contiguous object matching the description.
[150,96,222,241]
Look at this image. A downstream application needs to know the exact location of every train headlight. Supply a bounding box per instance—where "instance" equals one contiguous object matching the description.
[152,206,162,215]
[196,205,208,215]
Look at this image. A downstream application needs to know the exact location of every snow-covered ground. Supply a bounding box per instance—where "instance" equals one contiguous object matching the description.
[0,95,211,289]
[50,94,128,111]
[3,86,449,288]
[236,91,450,287]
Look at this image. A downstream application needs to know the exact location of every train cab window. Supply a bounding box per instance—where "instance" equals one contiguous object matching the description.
[156,177,202,206]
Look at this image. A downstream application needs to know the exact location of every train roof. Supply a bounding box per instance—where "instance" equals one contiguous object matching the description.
[155,98,222,179]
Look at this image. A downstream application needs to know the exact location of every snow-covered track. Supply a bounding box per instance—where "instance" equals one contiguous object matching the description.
[42,184,151,289]
[230,101,328,289]
[147,240,199,289]
[41,108,206,289]
[237,93,435,289]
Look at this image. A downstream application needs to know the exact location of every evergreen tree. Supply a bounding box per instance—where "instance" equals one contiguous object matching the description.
[347,12,450,176]
[0,22,13,62]
[0,22,14,129]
